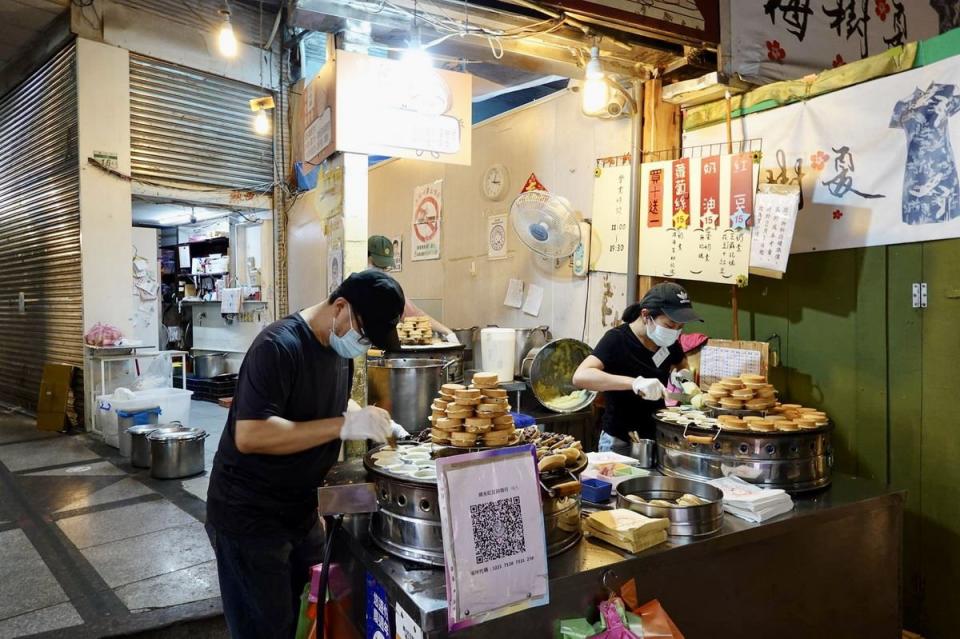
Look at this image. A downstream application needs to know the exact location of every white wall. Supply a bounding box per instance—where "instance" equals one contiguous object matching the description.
[368,90,631,339]
[77,38,133,337]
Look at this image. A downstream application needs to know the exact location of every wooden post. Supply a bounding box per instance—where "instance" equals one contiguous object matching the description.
[725,91,740,340]
[640,79,679,301]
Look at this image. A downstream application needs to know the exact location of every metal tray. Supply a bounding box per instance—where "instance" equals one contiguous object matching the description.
[616,476,724,537]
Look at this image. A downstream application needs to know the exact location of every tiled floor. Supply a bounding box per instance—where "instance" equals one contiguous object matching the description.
[0,400,231,638]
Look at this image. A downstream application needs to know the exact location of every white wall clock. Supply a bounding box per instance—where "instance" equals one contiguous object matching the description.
[481,164,510,201]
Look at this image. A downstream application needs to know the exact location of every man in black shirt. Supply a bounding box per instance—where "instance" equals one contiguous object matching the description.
[573,283,702,454]
[205,269,405,639]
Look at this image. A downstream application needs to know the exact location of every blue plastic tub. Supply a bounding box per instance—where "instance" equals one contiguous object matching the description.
[581,477,613,504]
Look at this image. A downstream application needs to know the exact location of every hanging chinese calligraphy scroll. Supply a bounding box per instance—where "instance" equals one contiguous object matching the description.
[638,153,756,285]
[723,2,945,85]
[684,52,960,253]
[591,155,632,274]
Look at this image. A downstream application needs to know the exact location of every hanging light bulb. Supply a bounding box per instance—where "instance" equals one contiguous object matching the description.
[217,8,238,58]
[401,45,433,71]
[582,46,609,115]
[250,96,275,136]
[254,109,270,135]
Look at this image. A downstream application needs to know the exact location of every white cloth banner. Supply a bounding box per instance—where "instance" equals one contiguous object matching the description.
[724,1,945,84]
[684,52,960,253]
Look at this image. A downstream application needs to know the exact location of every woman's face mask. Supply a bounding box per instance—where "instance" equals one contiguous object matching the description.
[645,316,682,348]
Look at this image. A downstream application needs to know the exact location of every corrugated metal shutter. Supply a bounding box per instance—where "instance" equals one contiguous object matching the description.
[129,55,275,189]
[0,43,82,410]
[113,0,275,49]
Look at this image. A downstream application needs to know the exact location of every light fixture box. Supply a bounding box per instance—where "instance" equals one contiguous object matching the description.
[300,50,473,168]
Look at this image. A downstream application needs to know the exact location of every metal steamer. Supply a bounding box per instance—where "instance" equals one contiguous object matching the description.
[364,444,585,566]
[655,417,833,493]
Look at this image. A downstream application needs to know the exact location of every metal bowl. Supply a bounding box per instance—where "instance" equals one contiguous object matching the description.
[616,476,724,537]
[526,338,597,413]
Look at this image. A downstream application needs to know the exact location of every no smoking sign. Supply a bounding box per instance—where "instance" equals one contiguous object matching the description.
[414,195,440,242]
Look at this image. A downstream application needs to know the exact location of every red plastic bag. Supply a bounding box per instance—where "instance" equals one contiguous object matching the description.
[84,323,123,347]
[619,580,685,639]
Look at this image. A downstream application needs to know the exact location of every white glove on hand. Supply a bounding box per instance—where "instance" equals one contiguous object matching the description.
[632,377,666,401]
[390,420,410,439]
[670,368,693,389]
[340,406,392,442]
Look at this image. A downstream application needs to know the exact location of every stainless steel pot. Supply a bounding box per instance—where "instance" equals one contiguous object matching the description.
[367,358,450,433]
[513,326,551,377]
[616,475,725,537]
[194,352,228,378]
[655,418,833,493]
[148,428,208,479]
[128,423,184,468]
[379,345,465,384]
[364,444,584,565]
[526,338,597,413]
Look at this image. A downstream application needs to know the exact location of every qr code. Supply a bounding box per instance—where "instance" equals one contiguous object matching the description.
[470,496,525,564]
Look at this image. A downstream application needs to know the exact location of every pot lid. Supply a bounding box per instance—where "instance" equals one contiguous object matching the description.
[126,424,162,435]
[148,427,206,441]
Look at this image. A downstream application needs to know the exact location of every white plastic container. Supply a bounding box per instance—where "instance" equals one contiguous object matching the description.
[480,328,517,383]
[96,388,194,443]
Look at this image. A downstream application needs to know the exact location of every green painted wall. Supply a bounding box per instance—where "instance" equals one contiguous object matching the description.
[677,238,960,637]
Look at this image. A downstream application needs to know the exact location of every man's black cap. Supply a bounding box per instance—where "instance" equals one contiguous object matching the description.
[636,282,703,323]
[334,269,405,351]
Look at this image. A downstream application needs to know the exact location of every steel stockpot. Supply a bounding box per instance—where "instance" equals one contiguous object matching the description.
[128,423,184,468]
[148,427,208,479]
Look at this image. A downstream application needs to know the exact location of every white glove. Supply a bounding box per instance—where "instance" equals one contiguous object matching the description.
[632,377,666,401]
[390,421,410,439]
[670,368,693,389]
[340,406,392,442]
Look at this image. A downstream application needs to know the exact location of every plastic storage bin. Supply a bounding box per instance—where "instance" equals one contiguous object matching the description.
[117,407,161,456]
[96,388,193,442]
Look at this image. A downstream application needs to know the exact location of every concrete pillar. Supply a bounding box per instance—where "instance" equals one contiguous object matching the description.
[76,38,133,427]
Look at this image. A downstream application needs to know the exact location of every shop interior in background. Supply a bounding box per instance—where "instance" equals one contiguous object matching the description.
[132,198,275,402]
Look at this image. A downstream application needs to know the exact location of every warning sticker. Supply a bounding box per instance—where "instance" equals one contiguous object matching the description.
[411,180,442,261]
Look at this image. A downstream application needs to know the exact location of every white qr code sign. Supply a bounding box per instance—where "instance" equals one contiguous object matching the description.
[435,444,549,631]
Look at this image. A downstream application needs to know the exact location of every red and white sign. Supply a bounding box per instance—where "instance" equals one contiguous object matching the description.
[411,180,442,261]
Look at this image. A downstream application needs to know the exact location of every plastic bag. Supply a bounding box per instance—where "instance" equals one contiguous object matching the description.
[133,354,172,390]
[84,323,123,347]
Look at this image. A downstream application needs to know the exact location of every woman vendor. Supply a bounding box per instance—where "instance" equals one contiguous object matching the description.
[573,282,703,454]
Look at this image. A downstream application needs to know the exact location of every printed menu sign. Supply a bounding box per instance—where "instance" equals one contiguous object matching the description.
[590,156,632,273]
[435,445,548,631]
[638,153,757,285]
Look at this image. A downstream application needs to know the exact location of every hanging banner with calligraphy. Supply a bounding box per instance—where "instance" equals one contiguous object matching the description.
[590,156,632,274]
[722,2,947,85]
[647,167,664,228]
[638,154,756,285]
[700,155,720,228]
[684,51,960,253]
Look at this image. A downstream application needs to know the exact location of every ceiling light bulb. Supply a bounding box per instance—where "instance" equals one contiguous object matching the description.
[585,46,604,80]
[218,17,238,58]
[254,109,270,135]
[582,78,609,114]
[402,45,432,71]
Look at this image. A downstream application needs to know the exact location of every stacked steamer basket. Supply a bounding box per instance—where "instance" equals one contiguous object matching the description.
[655,372,833,493]
[428,372,518,448]
[398,316,434,346]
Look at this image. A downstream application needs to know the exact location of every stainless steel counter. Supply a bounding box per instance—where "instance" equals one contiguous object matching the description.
[326,463,904,638]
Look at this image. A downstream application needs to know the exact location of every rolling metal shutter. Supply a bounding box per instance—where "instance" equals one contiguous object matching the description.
[129,55,275,189]
[0,43,82,410]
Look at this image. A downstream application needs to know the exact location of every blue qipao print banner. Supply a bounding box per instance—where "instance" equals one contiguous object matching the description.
[684,51,960,253]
